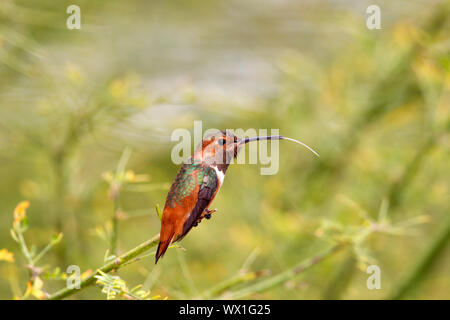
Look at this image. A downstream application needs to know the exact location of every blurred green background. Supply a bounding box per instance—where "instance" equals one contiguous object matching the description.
[0,0,449,299]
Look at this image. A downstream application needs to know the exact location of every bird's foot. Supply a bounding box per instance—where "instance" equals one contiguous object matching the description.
[204,208,217,219]
[194,208,218,226]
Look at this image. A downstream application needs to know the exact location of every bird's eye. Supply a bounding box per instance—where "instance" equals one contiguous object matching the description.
[217,139,226,146]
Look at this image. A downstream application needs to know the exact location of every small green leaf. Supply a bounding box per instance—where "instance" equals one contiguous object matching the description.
[10,229,19,242]
[20,216,29,232]
[50,233,64,245]
[156,204,162,221]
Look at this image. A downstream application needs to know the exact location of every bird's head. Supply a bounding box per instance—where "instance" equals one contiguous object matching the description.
[193,131,240,167]
[193,130,319,168]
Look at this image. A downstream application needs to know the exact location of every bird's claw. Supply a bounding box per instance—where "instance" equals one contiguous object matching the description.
[204,208,217,220]
[205,208,217,215]
[195,208,218,225]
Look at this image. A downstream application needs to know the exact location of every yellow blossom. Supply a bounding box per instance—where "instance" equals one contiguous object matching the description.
[25,277,46,300]
[109,78,130,99]
[125,170,150,183]
[125,170,135,182]
[64,62,84,85]
[102,171,114,182]
[81,269,93,280]
[0,249,14,263]
[13,201,30,228]
[393,22,419,48]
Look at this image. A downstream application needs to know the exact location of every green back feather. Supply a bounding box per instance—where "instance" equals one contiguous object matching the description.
[166,159,218,208]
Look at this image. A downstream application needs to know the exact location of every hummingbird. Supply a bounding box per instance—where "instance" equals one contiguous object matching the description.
[155,131,319,263]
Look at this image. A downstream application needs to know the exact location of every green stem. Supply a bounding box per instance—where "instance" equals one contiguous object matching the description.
[32,242,54,266]
[110,196,119,255]
[322,249,356,299]
[202,270,269,299]
[226,244,344,299]
[156,204,163,221]
[47,234,160,300]
[122,244,180,267]
[109,147,132,254]
[389,215,450,300]
[17,232,33,266]
[387,134,436,210]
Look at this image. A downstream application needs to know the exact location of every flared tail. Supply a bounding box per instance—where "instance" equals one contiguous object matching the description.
[155,226,174,264]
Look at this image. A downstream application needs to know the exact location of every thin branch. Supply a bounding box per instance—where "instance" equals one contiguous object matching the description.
[177,249,200,297]
[110,197,120,255]
[202,270,269,299]
[387,134,437,211]
[225,243,345,299]
[17,232,33,266]
[389,215,450,299]
[110,147,133,254]
[47,234,160,300]
[31,235,61,265]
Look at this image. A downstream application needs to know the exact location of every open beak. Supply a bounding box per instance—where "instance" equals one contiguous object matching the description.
[239,135,320,157]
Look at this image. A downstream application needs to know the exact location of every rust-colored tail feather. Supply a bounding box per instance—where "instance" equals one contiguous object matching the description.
[155,224,174,264]
[155,240,170,264]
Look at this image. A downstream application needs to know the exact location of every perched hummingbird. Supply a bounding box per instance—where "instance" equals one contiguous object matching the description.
[155,131,319,263]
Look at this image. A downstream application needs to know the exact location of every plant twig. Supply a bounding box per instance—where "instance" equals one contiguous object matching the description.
[202,270,269,299]
[47,234,160,300]
[31,234,63,265]
[16,232,33,266]
[225,243,345,299]
[389,215,450,300]
[110,146,133,254]
[110,197,120,255]
[322,249,356,299]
